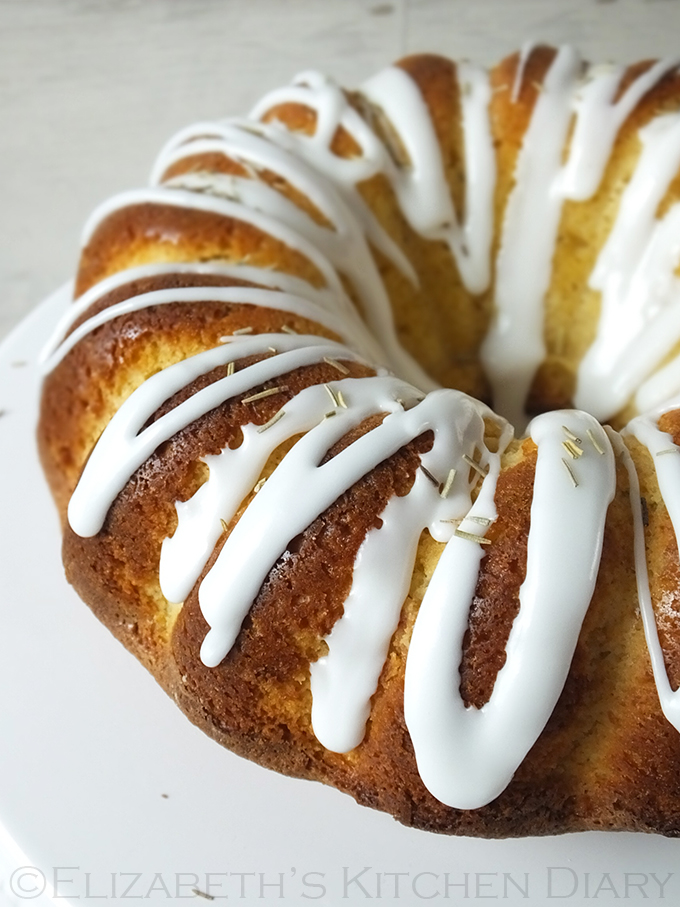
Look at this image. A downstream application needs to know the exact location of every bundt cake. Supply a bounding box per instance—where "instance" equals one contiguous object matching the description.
[37,44,680,836]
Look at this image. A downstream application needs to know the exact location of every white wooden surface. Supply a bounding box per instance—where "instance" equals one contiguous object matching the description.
[3,0,680,340]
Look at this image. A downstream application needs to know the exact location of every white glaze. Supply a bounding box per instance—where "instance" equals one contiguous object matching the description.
[559,57,680,200]
[72,50,680,426]
[42,285,383,374]
[68,334,370,537]
[158,167,409,366]
[150,119,418,285]
[309,398,509,753]
[484,48,680,428]
[40,260,345,370]
[82,187,342,295]
[81,186,434,392]
[361,64,496,295]
[576,114,680,419]
[149,64,494,383]
[199,387,498,667]
[249,64,496,295]
[623,407,680,731]
[511,41,538,103]
[159,376,411,605]
[637,352,680,415]
[481,46,582,430]
[309,489,425,752]
[405,412,615,808]
[246,64,496,383]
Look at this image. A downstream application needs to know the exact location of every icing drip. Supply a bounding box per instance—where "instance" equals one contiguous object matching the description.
[159,168,394,305]
[310,490,427,753]
[82,186,347,299]
[82,185,433,391]
[146,65,494,385]
[68,334,370,537]
[160,375,417,606]
[81,188,358,306]
[360,64,496,295]
[73,51,680,426]
[41,284,383,374]
[483,48,680,428]
[623,409,680,731]
[250,65,496,295]
[558,57,680,201]
[157,153,419,381]
[481,46,582,430]
[199,388,497,667]
[40,261,346,371]
[577,114,680,419]
[511,41,538,103]
[151,119,418,285]
[405,412,615,808]
[309,397,508,754]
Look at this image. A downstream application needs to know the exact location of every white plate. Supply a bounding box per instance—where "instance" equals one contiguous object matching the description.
[1,289,680,906]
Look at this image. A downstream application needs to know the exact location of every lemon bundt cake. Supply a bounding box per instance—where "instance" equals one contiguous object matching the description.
[37,45,680,836]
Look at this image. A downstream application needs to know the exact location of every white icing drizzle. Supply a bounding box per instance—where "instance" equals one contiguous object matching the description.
[72,51,680,426]
[576,114,680,419]
[310,490,425,753]
[40,260,344,370]
[637,354,680,416]
[159,168,402,341]
[150,119,418,286]
[249,69,394,185]
[558,57,680,201]
[68,334,370,537]
[360,64,496,295]
[622,408,680,731]
[41,285,383,374]
[198,387,500,668]
[405,412,615,808]
[483,48,680,428]
[146,59,493,386]
[250,65,496,295]
[81,186,346,296]
[81,187,434,392]
[309,399,510,753]
[159,376,413,605]
[511,40,538,103]
[481,46,582,430]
